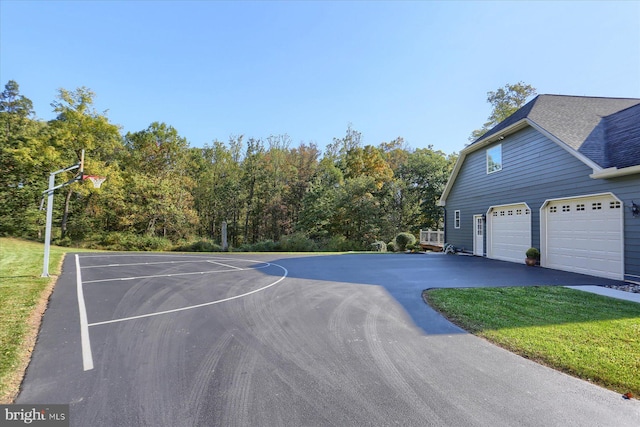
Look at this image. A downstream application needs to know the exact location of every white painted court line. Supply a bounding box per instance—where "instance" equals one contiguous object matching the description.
[79,255,270,269]
[87,263,288,327]
[75,254,94,371]
[206,260,243,270]
[80,259,215,269]
[81,264,269,284]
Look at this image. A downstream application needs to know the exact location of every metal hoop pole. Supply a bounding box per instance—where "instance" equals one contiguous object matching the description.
[41,150,84,277]
[41,173,55,277]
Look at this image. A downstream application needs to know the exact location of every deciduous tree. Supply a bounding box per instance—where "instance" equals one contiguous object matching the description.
[470,81,537,141]
[47,87,122,239]
[0,81,43,237]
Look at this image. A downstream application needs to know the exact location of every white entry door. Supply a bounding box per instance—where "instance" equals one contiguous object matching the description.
[473,215,484,256]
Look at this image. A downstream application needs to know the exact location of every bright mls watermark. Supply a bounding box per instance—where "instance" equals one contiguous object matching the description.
[0,405,69,426]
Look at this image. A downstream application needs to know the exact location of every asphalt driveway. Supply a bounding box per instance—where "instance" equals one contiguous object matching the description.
[269,252,631,334]
[17,252,639,426]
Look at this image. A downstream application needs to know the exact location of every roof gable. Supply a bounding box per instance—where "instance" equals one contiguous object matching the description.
[476,95,640,167]
[440,95,640,205]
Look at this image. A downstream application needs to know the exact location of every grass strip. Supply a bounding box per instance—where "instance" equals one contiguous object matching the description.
[0,238,67,403]
[425,286,640,397]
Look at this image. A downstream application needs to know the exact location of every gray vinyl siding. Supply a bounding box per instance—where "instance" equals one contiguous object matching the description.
[445,126,640,280]
[617,174,640,281]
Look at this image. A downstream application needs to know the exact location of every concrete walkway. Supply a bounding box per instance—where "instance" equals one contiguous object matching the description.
[568,285,640,303]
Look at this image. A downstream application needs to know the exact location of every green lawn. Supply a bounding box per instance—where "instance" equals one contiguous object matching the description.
[0,238,67,403]
[425,286,640,396]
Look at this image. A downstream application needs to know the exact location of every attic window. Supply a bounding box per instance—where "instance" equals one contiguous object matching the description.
[487,144,502,174]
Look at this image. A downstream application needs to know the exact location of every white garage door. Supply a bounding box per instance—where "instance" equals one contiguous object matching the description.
[543,194,623,280]
[488,203,531,263]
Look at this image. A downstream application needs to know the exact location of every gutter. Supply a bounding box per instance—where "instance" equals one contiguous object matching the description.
[590,164,640,179]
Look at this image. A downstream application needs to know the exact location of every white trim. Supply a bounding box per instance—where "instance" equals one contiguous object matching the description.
[439,120,529,205]
[526,119,603,173]
[540,192,624,280]
[486,144,502,174]
[625,275,640,285]
[473,215,484,256]
[538,192,622,210]
[454,210,461,229]
[590,164,640,179]
[439,117,607,206]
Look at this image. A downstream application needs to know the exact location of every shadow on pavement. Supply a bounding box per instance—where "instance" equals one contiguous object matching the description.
[261,253,633,335]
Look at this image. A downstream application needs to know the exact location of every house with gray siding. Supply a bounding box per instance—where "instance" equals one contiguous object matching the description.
[439,95,640,282]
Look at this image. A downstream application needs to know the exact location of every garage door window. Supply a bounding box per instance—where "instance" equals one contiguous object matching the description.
[487,203,531,263]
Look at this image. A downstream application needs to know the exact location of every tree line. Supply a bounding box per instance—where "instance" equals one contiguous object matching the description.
[1,80,459,251]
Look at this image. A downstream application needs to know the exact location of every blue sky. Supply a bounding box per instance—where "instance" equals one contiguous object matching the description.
[1,1,639,155]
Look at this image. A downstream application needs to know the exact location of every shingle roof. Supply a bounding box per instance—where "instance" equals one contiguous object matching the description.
[475,95,640,168]
[603,103,640,169]
[440,95,640,205]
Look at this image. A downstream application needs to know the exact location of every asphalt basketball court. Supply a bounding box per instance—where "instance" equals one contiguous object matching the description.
[74,253,288,371]
[16,252,640,426]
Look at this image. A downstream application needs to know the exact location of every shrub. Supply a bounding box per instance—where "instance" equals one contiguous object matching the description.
[394,232,416,251]
[370,241,387,252]
[237,240,280,252]
[406,243,422,253]
[54,236,73,247]
[387,241,396,252]
[173,240,223,252]
[98,232,172,251]
[321,235,361,252]
[279,233,317,252]
[526,247,540,259]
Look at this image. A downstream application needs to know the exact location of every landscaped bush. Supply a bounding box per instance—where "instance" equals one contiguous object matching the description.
[406,243,422,253]
[394,232,416,251]
[387,241,396,252]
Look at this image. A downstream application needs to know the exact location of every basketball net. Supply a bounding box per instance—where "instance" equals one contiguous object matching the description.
[83,175,106,188]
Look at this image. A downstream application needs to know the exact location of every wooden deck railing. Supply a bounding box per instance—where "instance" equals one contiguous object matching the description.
[419,229,444,247]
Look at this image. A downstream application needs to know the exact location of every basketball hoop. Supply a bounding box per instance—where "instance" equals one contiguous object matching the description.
[83,175,106,189]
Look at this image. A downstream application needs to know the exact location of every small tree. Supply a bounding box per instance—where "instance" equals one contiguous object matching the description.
[394,232,416,251]
[470,82,537,141]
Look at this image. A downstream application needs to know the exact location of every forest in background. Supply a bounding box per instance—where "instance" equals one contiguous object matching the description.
[1,80,462,252]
